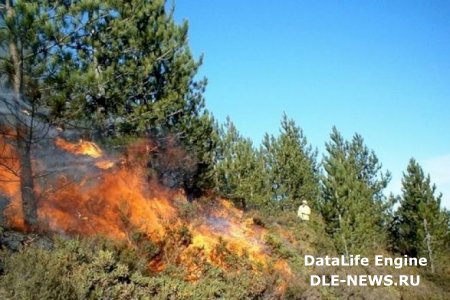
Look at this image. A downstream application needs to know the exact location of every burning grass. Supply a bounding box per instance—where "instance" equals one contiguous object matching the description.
[2,135,449,299]
[0,136,294,293]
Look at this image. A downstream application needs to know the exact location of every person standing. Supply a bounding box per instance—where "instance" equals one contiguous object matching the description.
[297,199,311,221]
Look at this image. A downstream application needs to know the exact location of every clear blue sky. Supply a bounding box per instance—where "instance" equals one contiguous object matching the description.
[174,0,450,208]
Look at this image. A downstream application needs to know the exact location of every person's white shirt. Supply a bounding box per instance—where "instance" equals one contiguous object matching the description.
[297,200,311,221]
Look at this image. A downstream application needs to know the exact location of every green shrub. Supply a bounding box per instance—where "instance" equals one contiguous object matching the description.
[0,234,278,299]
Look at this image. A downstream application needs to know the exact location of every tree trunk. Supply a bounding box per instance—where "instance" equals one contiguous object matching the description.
[6,0,38,229]
[6,0,22,95]
[338,213,349,259]
[16,134,38,228]
[423,218,435,273]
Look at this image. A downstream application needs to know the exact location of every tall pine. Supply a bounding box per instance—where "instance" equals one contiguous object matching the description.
[262,114,320,211]
[215,118,269,209]
[1,0,217,213]
[42,0,216,195]
[0,0,74,228]
[45,0,207,139]
[392,158,449,273]
[321,127,391,255]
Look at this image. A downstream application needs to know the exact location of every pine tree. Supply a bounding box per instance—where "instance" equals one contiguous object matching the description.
[178,111,218,199]
[215,117,269,209]
[45,0,207,138]
[0,0,216,217]
[41,0,216,195]
[0,0,67,228]
[321,127,391,255]
[393,158,449,273]
[262,114,320,211]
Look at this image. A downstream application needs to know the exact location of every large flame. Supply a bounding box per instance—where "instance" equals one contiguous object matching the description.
[38,137,177,239]
[1,135,292,283]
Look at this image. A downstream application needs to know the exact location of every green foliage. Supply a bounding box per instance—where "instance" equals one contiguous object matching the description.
[0,234,273,299]
[0,237,146,299]
[43,0,203,132]
[1,207,449,299]
[178,201,199,220]
[1,0,44,97]
[2,0,217,198]
[215,117,269,209]
[265,233,295,259]
[321,127,391,255]
[177,225,192,246]
[391,158,449,272]
[176,111,219,196]
[215,114,320,212]
[262,114,320,211]
[2,2,449,299]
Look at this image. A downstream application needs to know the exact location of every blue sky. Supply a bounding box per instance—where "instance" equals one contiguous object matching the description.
[174,0,450,208]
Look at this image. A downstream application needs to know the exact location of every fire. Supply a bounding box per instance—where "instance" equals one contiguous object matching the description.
[38,167,178,239]
[1,134,292,284]
[187,199,268,267]
[0,135,25,229]
[55,137,103,158]
[94,160,115,169]
[55,137,115,169]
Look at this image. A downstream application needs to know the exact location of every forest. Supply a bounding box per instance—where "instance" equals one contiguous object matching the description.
[0,1,449,299]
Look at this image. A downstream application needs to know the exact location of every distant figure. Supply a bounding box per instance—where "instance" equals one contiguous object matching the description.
[297,199,311,221]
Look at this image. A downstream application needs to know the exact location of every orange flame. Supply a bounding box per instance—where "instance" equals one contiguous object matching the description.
[94,160,115,169]
[0,135,25,230]
[38,167,177,239]
[188,199,268,267]
[55,137,115,169]
[55,137,103,158]
[1,135,292,285]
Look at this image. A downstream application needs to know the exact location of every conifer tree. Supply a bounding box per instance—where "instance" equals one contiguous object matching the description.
[45,0,207,138]
[42,0,216,195]
[1,0,216,213]
[262,114,319,211]
[178,111,218,198]
[0,0,73,228]
[215,118,269,209]
[393,158,449,273]
[321,127,391,255]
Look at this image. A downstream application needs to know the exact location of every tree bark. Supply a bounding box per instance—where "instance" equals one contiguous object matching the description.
[6,0,38,229]
[16,135,38,228]
[6,0,22,94]
[339,212,349,259]
[423,218,435,273]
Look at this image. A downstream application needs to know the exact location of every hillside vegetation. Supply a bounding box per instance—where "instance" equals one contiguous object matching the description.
[0,1,449,299]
